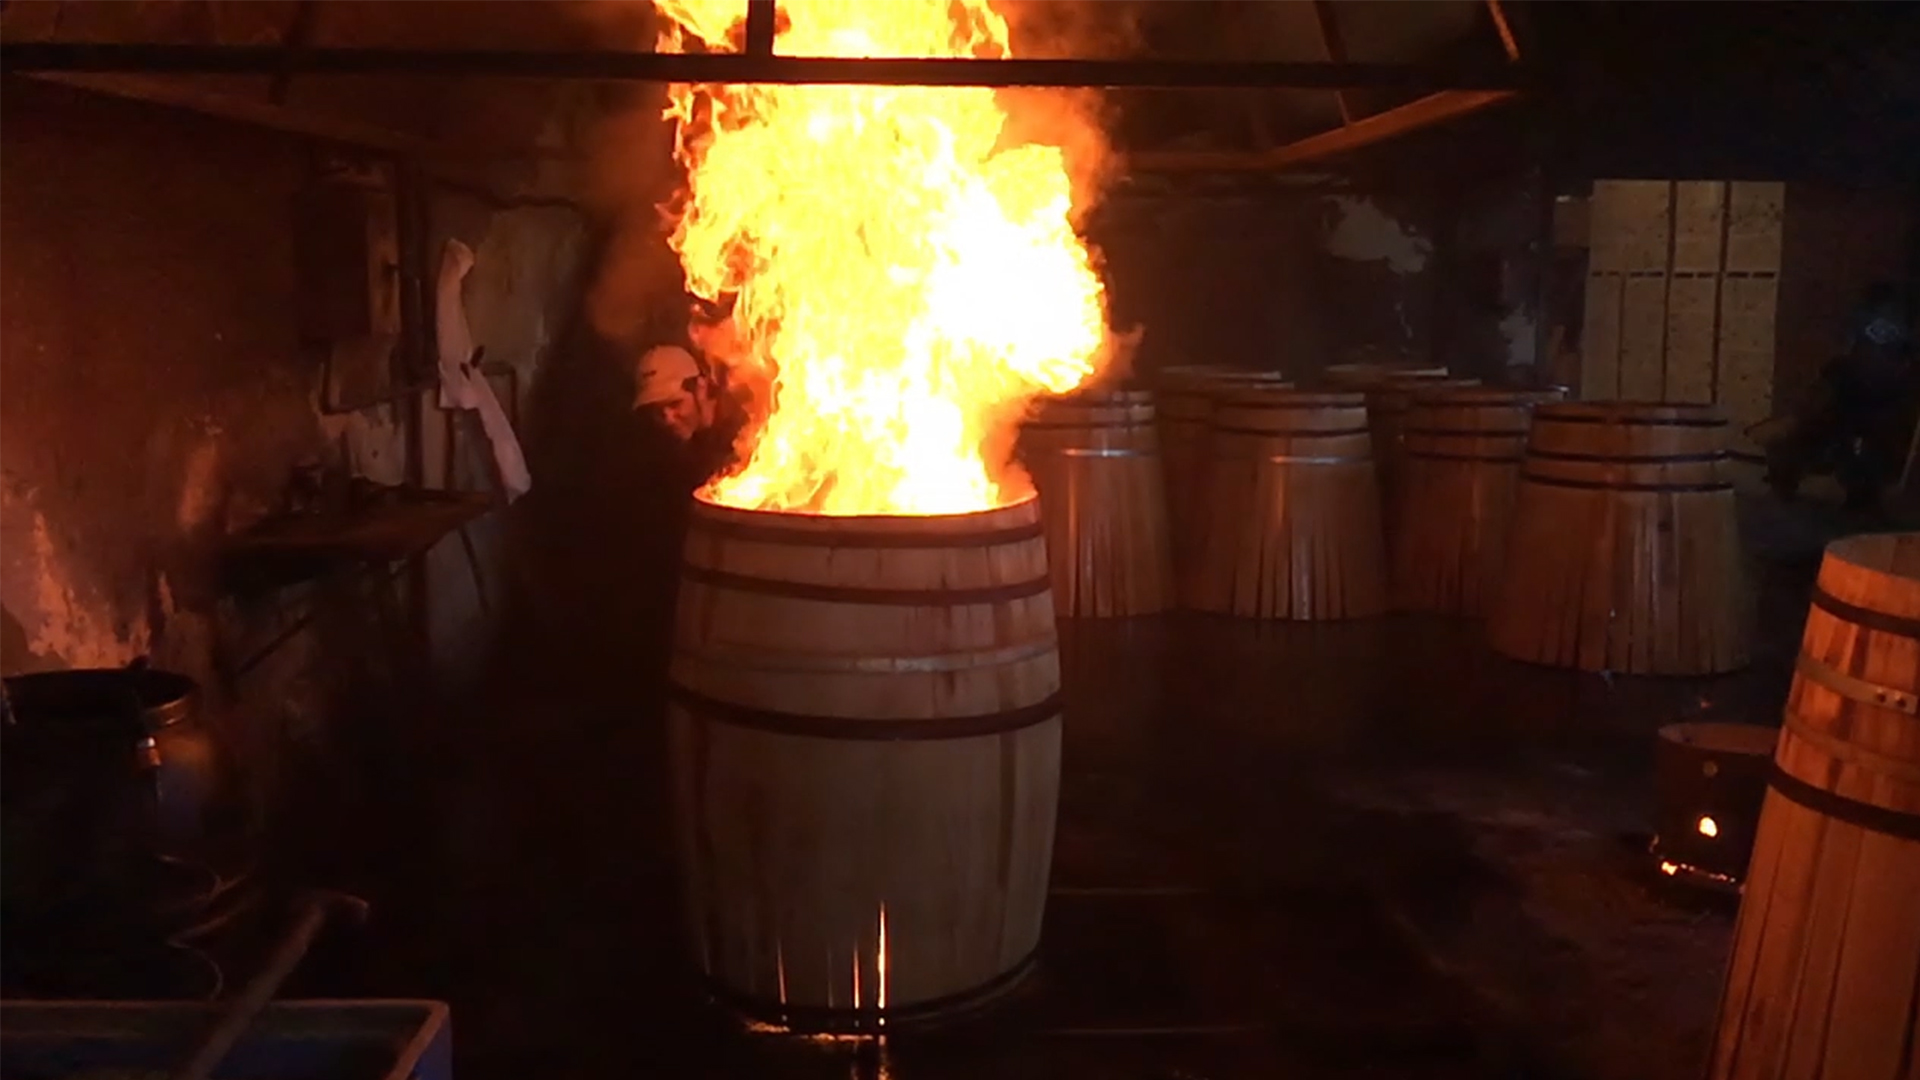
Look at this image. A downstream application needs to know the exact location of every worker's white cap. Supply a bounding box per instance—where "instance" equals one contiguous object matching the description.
[635,345,703,406]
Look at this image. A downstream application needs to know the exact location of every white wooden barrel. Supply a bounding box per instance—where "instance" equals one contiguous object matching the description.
[668,494,1062,1031]
[1708,533,1920,1080]
[1021,389,1174,617]
[1184,388,1387,620]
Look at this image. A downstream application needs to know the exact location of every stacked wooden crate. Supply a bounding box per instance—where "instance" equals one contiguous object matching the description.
[1580,180,1784,473]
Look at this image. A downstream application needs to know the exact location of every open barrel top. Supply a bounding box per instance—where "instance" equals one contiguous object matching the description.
[1407,386,1561,407]
[688,491,1042,548]
[1534,401,1728,426]
[1210,390,1371,440]
[1825,530,1920,582]
[1153,366,1290,392]
[1213,387,1365,409]
[1369,377,1483,413]
[1813,530,1920,632]
[1038,387,1155,406]
[1321,362,1451,389]
[1025,389,1156,429]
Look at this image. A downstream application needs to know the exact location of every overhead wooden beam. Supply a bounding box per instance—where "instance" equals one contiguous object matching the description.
[1128,89,1519,173]
[18,72,573,191]
[0,43,1530,91]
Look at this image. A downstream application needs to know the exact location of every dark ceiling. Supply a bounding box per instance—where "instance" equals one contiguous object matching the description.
[1,0,1916,185]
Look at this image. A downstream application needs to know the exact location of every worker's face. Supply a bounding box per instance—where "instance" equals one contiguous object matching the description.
[644,392,709,443]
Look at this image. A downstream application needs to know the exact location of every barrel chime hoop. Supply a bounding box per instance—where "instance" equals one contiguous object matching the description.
[1214,453,1372,467]
[1407,450,1524,464]
[1527,449,1727,465]
[1544,412,1729,429]
[1809,583,1920,639]
[1794,653,1920,715]
[668,684,1064,741]
[1210,426,1372,439]
[1518,473,1733,494]
[680,564,1054,606]
[1402,427,1529,438]
[1766,763,1920,842]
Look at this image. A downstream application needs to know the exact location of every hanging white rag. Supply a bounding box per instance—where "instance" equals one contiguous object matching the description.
[436,239,532,502]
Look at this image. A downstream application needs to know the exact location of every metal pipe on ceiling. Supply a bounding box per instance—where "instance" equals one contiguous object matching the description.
[0,43,1528,92]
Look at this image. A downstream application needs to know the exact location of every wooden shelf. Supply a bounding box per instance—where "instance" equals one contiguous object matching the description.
[222,485,490,592]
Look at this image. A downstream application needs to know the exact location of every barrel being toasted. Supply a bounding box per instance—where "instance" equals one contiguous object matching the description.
[1708,532,1920,1080]
[1321,362,1451,391]
[1391,386,1564,615]
[1185,388,1387,620]
[1487,401,1750,674]
[669,495,1062,1031]
[1021,389,1174,617]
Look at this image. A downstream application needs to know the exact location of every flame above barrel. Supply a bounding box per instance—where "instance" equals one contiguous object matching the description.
[655,0,1113,515]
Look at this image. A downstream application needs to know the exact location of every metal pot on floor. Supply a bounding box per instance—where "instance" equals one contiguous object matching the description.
[2,661,257,998]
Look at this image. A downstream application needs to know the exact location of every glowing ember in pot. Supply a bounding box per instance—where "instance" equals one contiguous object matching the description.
[656,0,1113,515]
[1697,815,1719,838]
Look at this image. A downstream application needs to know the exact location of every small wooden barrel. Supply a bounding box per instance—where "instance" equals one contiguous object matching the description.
[1021,389,1174,617]
[1184,388,1388,620]
[1152,366,1290,573]
[1650,721,1777,891]
[1321,362,1450,391]
[1368,375,1482,545]
[1487,402,1750,674]
[669,495,1062,1031]
[1391,387,1564,615]
[1708,533,1920,1080]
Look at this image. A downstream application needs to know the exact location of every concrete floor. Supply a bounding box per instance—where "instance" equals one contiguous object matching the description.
[299,493,1899,1080]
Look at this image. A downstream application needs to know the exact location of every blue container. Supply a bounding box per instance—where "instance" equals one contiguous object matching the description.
[0,999,450,1080]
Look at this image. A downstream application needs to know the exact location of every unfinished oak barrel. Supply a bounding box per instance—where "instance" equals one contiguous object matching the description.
[668,494,1062,1031]
[1369,375,1482,546]
[1185,388,1387,620]
[1021,389,1174,617]
[1708,533,1920,1080]
[1391,387,1564,615]
[1152,366,1290,574]
[1487,402,1750,674]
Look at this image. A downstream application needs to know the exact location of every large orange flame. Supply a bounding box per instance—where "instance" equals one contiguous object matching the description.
[656,0,1112,515]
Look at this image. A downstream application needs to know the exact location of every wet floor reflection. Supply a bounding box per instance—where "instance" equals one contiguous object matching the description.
[386,529,1818,1080]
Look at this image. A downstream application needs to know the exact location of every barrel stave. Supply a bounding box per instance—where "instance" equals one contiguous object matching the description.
[1021,390,1174,617]
[1392,388,1561,615]
[1186,390,1386,620]
[1487,402,1749,675]
[1152,367,1290,579]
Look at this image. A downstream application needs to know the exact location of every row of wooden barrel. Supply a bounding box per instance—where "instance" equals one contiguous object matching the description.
[657,417,1916,1046]
[1021,366,1751,677]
